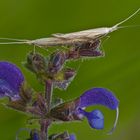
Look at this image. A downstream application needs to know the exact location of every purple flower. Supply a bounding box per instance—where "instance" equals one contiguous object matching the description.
[50,87,119,133]
[0,61,24,100]
[77,88,119,133]
[30,129,40,140]
[78,108,104,129]
[69,134,76,140]
[79,88,118,110]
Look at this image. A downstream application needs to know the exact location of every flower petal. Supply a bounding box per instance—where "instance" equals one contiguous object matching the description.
[79,108,104,129]
[31,130,40,140]
[69,134,76,140]
[79,88,119,110]
[0,79,14,97]
[0,61,24,99]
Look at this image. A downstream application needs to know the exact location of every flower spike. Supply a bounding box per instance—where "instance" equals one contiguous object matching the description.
[49,87,119,133]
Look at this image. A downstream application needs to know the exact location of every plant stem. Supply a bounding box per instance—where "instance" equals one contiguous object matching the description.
[45,79,53,111]
[40,80,53,140]
[40,119,51,140]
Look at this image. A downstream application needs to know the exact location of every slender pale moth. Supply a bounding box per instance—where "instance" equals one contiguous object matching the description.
[0,8,139,49]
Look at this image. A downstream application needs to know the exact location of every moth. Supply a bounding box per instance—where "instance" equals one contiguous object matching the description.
[0,8,139,48]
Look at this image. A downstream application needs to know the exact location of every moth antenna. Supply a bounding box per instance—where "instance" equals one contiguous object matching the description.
[0,37,29,42]
[101,36,110,47]
[117,24,140,29]
[111,8,140,31]
[0,42,28,45]
[0,37,31,45]
[107,107,119,135]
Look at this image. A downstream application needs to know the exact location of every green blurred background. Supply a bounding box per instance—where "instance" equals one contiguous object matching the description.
[0,0,140,140]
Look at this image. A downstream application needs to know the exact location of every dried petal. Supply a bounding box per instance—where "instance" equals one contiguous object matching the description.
[25,52,47,74]
[19,82,32,103]
[78,49,103,57]
[7,99,26,111]
[27,94,47,116]
[64,68,76,80]
[48,51,66,74]
[54,81,70,90]
[54,68,76,90]
[49,99,81,121]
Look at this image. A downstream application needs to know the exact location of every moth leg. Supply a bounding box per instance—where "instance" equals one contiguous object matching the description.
[101,35,110,47]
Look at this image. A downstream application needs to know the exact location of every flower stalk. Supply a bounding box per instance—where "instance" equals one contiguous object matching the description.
[45,80,53,111]
[0,40,119,140]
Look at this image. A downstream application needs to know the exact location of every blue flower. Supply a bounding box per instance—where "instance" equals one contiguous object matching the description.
[0,61,24,100]
[77,88,119,133]
[78,88,119,133]
[69,134,76,140]
[79,88,118,109]
[78,108,104,129]
[30,130,40,140]
[50,87,119,134]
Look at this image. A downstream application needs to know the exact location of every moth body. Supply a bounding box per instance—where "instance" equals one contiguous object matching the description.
[28,27,112,48]
[0,8,139,48]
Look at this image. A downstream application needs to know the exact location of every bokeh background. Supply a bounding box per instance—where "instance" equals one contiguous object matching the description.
[0,0,140,140]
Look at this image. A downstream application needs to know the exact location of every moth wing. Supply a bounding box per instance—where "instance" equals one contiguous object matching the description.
[52,29,101,40]
[56,31,99,40]
[52,33,68,39]
[52,32,87,40]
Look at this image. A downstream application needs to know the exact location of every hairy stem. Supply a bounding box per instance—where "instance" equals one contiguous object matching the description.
[40,120,51,140]
[45,79,53,111]
[39,80,53,140]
